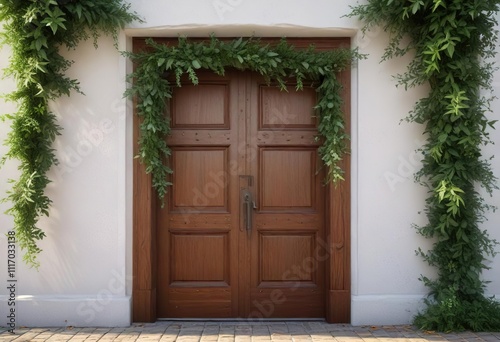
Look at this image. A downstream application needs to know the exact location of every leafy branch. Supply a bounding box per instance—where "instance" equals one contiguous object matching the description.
[125,36,360,204]
[349,0,500,331]
[0,0,140,267]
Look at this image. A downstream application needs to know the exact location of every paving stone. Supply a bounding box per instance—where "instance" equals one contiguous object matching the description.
[203,327,221,335]
[0,334,23,342]
[251,328,270,337]
[310,332,335,339]
[159,336,179,342]
[218,337,236,342]
[475,335,500,342]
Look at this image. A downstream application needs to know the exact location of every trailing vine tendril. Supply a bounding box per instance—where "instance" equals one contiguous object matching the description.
[0,0,140,268]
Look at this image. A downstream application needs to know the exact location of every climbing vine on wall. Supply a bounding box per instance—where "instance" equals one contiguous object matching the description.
[350,0,500,331]
[0,0,140,267]
[125,36,359,205]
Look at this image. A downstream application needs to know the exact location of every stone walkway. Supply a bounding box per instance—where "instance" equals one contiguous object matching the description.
[0,321,499,342]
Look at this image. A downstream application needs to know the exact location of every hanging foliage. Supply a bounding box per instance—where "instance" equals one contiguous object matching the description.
[0,0,140,268]
[349,0,500,331]
[124,36,359,204]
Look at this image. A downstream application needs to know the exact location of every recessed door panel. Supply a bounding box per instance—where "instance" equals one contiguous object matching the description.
[260,233,315,282]
[170,233,229,284]
[260,86,317,129]
[172,83,229,128]
[171,147,229,212]
[260,148,316,210]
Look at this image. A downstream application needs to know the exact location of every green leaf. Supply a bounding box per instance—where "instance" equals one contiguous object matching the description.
[446,44,455,58]
[75,4,83,18]
[233,37,243,49]
[192,60,201,69]
[166,59,174,69]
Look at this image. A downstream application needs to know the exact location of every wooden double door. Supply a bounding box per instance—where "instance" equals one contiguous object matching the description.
[157,70,328,318]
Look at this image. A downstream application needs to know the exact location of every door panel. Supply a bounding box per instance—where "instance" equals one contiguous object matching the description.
[170,233,229,284]
[157,71,240,318]
[260,86,317,129]
[171,147,229,211]
[157,71,326,318]
[172,83,229,128]
[260,234,315,282]
[260,148,316,209]
[246,76,326,319]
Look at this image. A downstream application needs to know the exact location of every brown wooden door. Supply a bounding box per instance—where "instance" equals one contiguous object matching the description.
[157,70,326,319]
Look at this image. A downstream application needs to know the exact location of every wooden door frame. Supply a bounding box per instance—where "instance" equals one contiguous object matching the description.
[132,37,351,323]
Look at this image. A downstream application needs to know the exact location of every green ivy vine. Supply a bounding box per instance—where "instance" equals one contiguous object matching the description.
[0,0,140,267]
[350,0,500,331]
[125,36,359,204]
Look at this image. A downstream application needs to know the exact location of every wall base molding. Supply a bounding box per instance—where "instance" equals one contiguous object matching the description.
[351,295,426,325]
[0,295,131,327]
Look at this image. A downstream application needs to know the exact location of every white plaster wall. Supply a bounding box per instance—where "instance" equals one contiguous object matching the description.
[0,0,498,327]
[0,36,132,327]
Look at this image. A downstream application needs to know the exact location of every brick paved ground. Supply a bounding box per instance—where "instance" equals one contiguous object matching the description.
[1,321,499,342]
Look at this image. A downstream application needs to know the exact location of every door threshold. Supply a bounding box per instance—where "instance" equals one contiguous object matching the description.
[157,318,326,322]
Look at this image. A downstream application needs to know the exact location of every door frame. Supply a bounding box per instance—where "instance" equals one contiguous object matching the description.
[132,37,351,323]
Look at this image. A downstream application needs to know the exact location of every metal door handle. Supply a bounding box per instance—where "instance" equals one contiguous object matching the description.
[242,190,254,232]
